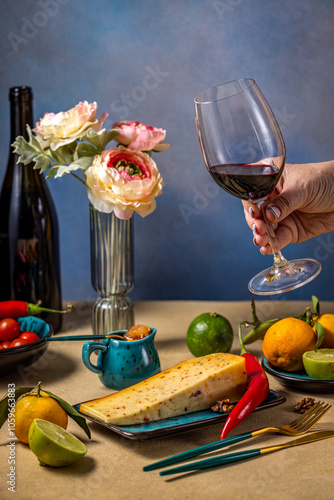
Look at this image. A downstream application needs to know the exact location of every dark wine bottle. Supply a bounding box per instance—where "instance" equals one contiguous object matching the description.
[0,86,63,332]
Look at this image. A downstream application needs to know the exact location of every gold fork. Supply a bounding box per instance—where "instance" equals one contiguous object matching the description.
[144,401,331,471]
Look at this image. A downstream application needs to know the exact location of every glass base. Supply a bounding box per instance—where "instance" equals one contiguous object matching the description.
[92,295,134,337]
[248,258,322,295]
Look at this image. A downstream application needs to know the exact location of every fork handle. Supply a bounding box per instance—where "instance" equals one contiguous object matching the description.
[143,432,253,471]
[160,449,261,476]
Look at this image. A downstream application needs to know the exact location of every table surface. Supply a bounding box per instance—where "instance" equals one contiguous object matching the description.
[1,300,333,500]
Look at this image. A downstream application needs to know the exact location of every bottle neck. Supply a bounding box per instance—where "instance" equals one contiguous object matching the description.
[10,92,34,143]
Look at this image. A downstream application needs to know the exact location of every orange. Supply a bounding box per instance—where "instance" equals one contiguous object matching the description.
[14,391,68,444]
[262,318,316,372]
[314,314,334,348]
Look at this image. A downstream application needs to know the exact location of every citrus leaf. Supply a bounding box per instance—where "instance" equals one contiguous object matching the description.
[0,386,34,430]
[312,295,320,317]
[43,390,91,439]
[314,322,325,351]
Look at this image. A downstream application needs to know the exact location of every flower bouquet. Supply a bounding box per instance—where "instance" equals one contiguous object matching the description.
[13,101,170,334]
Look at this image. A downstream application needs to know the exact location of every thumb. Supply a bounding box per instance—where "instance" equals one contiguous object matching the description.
[264,190,304,223]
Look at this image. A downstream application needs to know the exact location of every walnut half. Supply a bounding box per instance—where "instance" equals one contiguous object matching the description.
[211,399,235,413]
[294,397,316,413]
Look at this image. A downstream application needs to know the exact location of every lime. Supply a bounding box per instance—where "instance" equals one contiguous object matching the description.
[302,349,334,380]
[28,419,87,467]
[186,312,233,357]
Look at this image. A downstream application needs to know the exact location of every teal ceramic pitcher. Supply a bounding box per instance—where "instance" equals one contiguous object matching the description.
[82,328,160,390]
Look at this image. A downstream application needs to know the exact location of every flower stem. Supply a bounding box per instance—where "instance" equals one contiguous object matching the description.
[70,172,86,185]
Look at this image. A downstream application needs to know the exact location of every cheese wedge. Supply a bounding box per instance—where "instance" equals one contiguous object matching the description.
[80,353,247,425]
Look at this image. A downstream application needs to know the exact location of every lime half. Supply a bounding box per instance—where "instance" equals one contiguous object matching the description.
[302,349,334,380]
[28,419,87,467]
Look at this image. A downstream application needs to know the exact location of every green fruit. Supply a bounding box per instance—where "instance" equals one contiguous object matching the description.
[28,419,87,467]
[186,312,233,357]
[302,349,334,380]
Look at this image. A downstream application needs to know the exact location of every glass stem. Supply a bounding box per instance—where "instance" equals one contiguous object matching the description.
[258,203,288,270]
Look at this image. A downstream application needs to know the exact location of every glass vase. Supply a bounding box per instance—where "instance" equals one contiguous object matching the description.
[90,204,134,336]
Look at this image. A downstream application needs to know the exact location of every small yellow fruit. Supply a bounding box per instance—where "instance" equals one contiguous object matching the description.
[15,391,68,444]
[314,314,334,348]
[262,318,316,372]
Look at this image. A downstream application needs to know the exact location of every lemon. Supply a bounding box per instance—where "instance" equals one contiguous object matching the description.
[28,419,87,467]
[14,391,68,444]
[302,349,334,380]
[186,312,233,357]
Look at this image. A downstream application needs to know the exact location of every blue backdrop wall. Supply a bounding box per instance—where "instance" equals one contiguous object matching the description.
[1,0,334,303]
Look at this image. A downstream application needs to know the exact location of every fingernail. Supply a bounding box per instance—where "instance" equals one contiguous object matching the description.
[249,207,255,218]
[257,201,266,209]
[253,236,258,246]
[252,223,258,235]
[268,206,281,220]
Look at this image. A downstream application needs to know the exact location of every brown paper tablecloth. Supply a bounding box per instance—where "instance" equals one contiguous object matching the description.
[1,301,333,500]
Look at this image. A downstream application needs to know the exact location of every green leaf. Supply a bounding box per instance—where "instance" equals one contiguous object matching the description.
[43,390,91,439]
[314,322,325,351]
[26,124,43,151]
[53,163,86,178]
[152,142,171,152]
[312,295,320,317]
[12,136,40,163]
[53,144,75,165]
[33,153,54,173]
[71,156,94,171]
[0,386,34,430]
[81,128,119,152]
[75,142,98,158]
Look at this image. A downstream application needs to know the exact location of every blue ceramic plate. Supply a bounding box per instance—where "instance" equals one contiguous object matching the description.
[0,316,53,377]
[262,357,334,392]
[74,389,285,440]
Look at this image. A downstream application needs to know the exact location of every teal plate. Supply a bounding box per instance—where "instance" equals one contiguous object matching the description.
[73,389,285,440]
[262,357,334,392]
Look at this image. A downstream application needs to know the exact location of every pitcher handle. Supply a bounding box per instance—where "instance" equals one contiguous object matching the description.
[82,342,108,375]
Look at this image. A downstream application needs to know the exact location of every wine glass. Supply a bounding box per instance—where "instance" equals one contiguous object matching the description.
[194,79,321,295]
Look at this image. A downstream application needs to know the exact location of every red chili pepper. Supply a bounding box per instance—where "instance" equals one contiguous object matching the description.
[220,323,269,440]
[0,300,73,320]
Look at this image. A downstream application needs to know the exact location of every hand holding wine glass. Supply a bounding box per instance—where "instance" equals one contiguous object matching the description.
[243,160,334,254]
[194,79,321,295]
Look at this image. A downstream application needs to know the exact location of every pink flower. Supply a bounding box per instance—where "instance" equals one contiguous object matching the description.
[34,101,108,150]
[112,120,167,151]
[85,146,164,219]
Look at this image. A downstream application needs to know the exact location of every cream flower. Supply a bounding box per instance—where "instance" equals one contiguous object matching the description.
[34,101,108,150]
[85,146,164,219]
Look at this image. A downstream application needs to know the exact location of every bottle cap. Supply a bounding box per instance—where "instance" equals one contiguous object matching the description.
[9,86,33,101]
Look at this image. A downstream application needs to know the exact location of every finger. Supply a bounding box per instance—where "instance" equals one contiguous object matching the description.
[252,220,277,236]
[242,201,265,220]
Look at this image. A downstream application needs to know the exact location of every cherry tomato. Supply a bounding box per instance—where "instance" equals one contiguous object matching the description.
[19,331,40,343]
[0,318,21,342]
[1,341,13,349]
[9,338,30,348]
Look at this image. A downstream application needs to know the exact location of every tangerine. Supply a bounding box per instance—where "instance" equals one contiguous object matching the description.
[15,391,68,444]
[314,314,334,348]
[262,317,316,372]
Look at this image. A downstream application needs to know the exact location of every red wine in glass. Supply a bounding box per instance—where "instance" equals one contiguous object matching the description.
[209,163,281,202]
